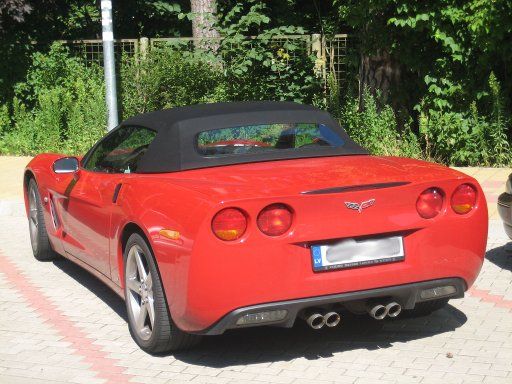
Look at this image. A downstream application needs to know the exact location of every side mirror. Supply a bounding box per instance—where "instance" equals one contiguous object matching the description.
[53,157,79,174]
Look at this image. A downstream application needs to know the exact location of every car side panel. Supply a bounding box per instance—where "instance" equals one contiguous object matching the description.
[61,170,123,277]
[24,154,72,257]
[24,154,122,281]
[109,178,214,309]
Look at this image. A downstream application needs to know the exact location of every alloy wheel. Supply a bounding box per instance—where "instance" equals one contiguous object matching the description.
[126,244,155,341]
[28,185,39,252]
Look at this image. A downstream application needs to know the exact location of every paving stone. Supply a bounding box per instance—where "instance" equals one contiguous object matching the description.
[0,164,511,384]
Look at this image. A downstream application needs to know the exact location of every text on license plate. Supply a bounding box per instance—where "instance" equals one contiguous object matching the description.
[311,236,404,271]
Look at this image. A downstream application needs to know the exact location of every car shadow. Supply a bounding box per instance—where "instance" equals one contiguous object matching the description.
[51,256,467,366]
[52,258,128,322]
[485,243,512,271]
[173,305,466,367]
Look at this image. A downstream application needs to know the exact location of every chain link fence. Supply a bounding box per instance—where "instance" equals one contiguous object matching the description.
[57,34,349,90]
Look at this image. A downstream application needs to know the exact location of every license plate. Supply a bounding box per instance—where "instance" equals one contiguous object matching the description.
[311,236,404,271]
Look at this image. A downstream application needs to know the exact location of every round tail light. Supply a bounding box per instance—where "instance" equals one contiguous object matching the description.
[416,187,444,219]
[451,184,477,214]
[212,208,247,241]
[257,204,293,236]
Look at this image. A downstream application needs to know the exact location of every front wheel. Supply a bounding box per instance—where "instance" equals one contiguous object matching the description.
[124,233,201,353]
[27,179,58,261]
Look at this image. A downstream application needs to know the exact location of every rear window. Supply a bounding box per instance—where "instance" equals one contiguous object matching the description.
[196,123,345,156]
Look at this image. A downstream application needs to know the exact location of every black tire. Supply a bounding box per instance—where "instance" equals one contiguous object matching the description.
[124,233,201,353]
[407,298,449,317]
[27,179,58,261]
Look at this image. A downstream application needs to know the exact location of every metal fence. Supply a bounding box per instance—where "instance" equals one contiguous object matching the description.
[324,34,349,86]
[57,34,349,88]
[60,38,139,66]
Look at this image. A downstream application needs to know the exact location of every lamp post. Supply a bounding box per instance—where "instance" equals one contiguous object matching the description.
[101,0,118,131]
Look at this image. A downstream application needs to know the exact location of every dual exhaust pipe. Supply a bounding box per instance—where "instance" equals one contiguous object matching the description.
[367,301,402,320]
[304,311,341,329]
[303,301,402,329]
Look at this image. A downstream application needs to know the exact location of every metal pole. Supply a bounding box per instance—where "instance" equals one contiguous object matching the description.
[101,0,118,131]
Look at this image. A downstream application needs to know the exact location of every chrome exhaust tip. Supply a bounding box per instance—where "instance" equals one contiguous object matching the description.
[305,313,325,329]
[367,304,388,320]
[385,302,402,318]
[324,312,341,327]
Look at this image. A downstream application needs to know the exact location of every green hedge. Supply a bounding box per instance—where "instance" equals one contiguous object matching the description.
[0,42,510,167]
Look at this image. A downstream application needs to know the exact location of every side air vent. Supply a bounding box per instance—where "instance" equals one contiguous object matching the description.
[49,196,60,229]
[301,181,410,195]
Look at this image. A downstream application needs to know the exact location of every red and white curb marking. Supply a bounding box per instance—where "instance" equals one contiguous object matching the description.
[0,251,134,384]
[468,286,512,311]
[1,249,511,384]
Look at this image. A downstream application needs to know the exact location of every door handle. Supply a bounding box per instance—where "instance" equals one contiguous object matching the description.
[112,183,122,203]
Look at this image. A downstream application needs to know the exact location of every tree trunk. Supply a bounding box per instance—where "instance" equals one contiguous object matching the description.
[190,0,220,48]
[358,49,401,109]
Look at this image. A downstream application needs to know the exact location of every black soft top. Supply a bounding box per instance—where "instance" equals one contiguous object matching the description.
[120,101,367,173]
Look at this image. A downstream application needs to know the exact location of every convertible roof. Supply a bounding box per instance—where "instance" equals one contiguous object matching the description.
[116,101,367,173]
[121,101,319,131]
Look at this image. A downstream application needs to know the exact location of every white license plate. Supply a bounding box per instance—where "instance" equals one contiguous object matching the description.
[311,236,404,271]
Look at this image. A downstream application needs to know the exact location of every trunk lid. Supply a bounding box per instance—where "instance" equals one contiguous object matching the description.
[163,155,477,242]
[165,155,466,200]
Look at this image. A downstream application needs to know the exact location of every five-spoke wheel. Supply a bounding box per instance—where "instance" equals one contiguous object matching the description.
[123,233,201,353]
[28,183,40,252]
[27,178,57,261]
[126,244,155,340]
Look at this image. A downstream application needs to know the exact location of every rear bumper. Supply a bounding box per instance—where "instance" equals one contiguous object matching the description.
[196,277,465,335]
[498,192,512,239]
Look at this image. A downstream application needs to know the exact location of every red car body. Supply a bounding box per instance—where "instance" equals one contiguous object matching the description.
[23,102,488,335]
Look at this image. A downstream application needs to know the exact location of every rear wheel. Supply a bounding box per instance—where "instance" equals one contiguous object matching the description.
[124,233,201,353]
[27,179,58,261]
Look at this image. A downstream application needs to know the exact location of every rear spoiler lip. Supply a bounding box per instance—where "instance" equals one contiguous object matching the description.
[301,181,411,195]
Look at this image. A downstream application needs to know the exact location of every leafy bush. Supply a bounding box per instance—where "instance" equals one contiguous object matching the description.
[0,104,10,152]
[1,36,509,168]
[420,73,511,166]
[218,1,322,104]
[120,48,226,119]
[336,89,423,159]
[65,70,107,154]
[0,43,106,156]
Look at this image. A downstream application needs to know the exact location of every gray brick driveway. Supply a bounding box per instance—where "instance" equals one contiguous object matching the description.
[0,208,511,384]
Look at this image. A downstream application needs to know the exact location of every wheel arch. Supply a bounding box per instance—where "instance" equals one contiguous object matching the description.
[24,169,36,190]
[23,169,37,216]
[121,222,149,253]
[118,221,155,290]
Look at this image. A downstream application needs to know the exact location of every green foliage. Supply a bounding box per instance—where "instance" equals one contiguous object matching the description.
[121,1,322,115]
[337,89,422,159]
[120,48,226,118]
[2,98,38,155]
[335,0,512,118]
[0,104,9,135]
[0,43,106,155]
[1,1,510,168]
[59,1,100,37]
[14,44,84,105]
[65,69,107,154]
[420,73,511,166]
[217,0,322,103]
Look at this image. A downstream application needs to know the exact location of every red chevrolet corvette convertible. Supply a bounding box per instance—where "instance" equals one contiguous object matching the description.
[24,102,488,353]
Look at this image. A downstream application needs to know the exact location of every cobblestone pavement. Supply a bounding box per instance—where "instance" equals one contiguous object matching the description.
[0,158,511,384]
